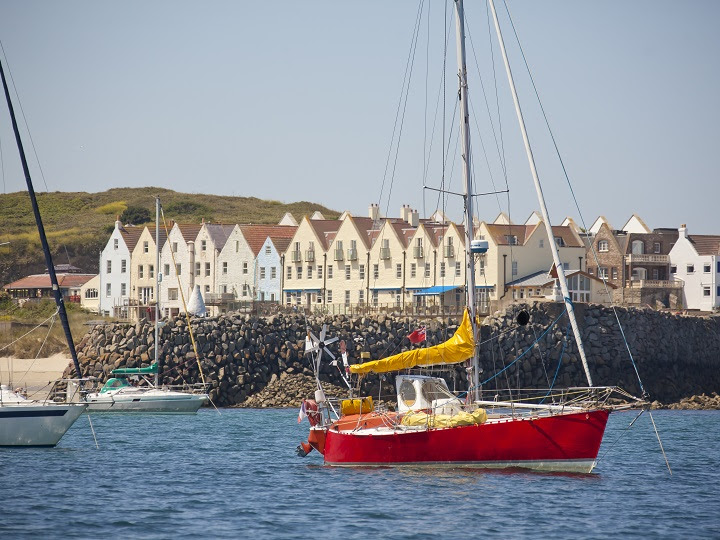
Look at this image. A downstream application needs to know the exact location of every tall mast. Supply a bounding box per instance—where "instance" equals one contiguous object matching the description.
[155,196,160,386]
[487,0,593,386]
[453,0,480,400]
[0,58,82,378]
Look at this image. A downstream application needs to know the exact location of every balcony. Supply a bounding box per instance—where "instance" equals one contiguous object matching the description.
[334,249,344,261]
[205,292,236,305]
[305,250,315,262]
[380,247,391,260]
[443,245,454,258]
[346,248,358,261]
[626,279,683,289]
[290,250,302,263]
[625,254,669,264]
[413,246,424,259]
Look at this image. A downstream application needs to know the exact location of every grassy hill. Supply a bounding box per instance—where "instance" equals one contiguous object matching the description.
[0,187,338,285]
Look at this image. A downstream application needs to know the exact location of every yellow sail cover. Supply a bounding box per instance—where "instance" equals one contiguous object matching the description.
[349,309,475,375]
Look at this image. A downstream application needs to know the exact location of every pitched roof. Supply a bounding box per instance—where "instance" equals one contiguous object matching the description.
[483,223,582,248]
[205,224,235,251]
[507,268,616,288]
[139,224,168,250]
[119,225,143,252]
[176,223,203,243]
[4,273,97,290]
[239,224,298,256]
[305,219,342,250]
[689,235,720,256]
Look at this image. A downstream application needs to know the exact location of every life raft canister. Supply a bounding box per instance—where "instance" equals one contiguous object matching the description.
[305,399,321,427]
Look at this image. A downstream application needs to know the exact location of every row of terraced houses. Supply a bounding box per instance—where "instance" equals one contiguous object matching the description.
[8,205,716,319]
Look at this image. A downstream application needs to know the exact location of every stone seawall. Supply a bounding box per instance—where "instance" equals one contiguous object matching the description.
[67,303,720,406]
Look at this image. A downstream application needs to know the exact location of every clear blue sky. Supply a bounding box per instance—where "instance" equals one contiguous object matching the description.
[0,0,717,234]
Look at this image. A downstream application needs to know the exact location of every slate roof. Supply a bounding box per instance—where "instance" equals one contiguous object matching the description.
[205,224,236,251]
[689,235,720,256]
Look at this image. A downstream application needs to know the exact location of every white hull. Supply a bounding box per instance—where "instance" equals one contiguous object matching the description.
[85,388,207,413]
[0,403,86,447]
[326,458,598,474]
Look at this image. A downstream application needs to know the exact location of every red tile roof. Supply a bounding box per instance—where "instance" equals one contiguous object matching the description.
[306,219,343,250]
[119,225,143,252]
[689,235,720,256]
[4,273,96,290]
[239,225,298,256]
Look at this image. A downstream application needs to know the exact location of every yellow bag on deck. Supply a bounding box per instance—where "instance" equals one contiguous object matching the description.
[401,408,487,428]
[341,396,374,416]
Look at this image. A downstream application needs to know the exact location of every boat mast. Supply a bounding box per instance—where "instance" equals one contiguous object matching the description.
[453,0,481,400]
[0,58,82,378]
[487,0,593,386]
[155,196,160,386]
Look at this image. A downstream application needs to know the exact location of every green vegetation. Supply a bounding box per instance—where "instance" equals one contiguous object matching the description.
[0,187,337,287]
[120,205,152,225]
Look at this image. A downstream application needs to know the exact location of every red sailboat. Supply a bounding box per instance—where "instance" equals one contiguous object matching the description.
[297,0,643,473]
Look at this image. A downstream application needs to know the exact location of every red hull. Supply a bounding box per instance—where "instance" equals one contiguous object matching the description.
[321,409,610,473]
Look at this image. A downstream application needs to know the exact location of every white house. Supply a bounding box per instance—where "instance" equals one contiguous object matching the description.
[668,224,720,311]
[98,219,143,317]
[159,223,202,317]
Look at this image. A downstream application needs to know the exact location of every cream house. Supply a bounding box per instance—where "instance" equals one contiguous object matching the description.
[159,223,202,317]
[325,215,376,307]
[367,219,410,306]
[128,224,167,321]
[193,223,234,314]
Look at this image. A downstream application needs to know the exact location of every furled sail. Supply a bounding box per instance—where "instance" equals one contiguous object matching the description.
[349,309,475,375]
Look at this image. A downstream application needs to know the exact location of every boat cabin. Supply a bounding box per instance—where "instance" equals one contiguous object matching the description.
[100,378,131,393]
[395,375,461,414]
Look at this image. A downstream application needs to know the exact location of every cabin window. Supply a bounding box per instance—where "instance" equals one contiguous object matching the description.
[235,241,239,252]
[598,240,609,252]
[205,285,210,293]
[478,257,485,276]
[172,242,178,253]
[372,291,379,305]
[505,235,517,245]
[539,239,544,248]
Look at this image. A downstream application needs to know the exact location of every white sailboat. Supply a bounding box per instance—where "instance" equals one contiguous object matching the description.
[0,56,87,446]
[81,197,209,413]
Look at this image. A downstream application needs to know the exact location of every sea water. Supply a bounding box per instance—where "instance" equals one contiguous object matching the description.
[0,409,717,539]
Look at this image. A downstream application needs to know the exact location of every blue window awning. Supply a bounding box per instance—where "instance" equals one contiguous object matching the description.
[283,288,321,294]
[413,285,462,296]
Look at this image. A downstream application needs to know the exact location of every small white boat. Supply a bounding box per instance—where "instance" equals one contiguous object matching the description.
[0,386,86,447]
[83,363,208,413]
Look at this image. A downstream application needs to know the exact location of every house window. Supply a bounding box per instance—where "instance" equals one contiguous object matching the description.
[205,263,210,277]
[243,262,248,274]
[204,285,210,293]
[588,267,594,275]
[235,241,239,252]
[195,262,201,276]
[106,283,111,297]
[149,265,154,278]
[344,290,350,305]
[511,261,518,276]
[359,264,365,280]
[222,285,227,293]
[287,266,292,279]
[317,266,322,279]
[670,265,677,274]
[85,288,98,299]
[345,265,351,280]
[164,264,170,276]
[703,286,711,297]
[106,260,112,274]
[411,263,416,278]
[717,262,720,273]
[396,264,402,279]
[242,284,249,297]
[271,267,277,279]
[358,290,365,304]
[505,235,517,245]
[598,240,609,252]
[373,264,379,279]
[260,267,266,279]
[440,262,446,278]
[562,262,569,270]
[307,265,312,279]
[455,262,461,277]
[139,265,144,279]
[222,262,228,274]
[121,260,127,273]
[687,264,695,274]
[327,290,332,303]
[612,267,618,280]
[652,268,659,280]
[372,291,379,305]
[717,286,720,297]
[120,283,126,296]
[478,257,485,276]
[539,239,544,248]
[172,242,178,253]
[424,263,431,278]
[113,238,118,250]
[176,263,181,276]
[704,263,711,273]
[168,288,178,300]
[328,265,333,279]
[143,241,149,253]
[297,266,302,279]
[201,240,207,251]
[265,245,271,255]
[555,237,565,247]
[654,242,661,254]
[598,267,609,279]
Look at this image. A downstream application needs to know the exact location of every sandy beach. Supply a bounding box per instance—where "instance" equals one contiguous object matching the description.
[0,352,71,398]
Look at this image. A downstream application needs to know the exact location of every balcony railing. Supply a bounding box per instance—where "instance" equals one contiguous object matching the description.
[305,250,315,262]
[626,279,684,289]
[380,247,391,260]
[346,248,358,261]
[290,250,302,263]
[204,292,236,305]
[625,254,669,264]
[413,246,424,259]
[334,249,344,261]
[444,245,454,258]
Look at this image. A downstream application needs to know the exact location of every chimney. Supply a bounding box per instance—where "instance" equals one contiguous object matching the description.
[400,204,411,222]
[369,203,379,221]
[409,209,419,227]
[679,224,687,239]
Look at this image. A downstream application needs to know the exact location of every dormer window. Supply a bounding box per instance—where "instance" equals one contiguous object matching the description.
[505,235,517,245]
[554,236,565,247]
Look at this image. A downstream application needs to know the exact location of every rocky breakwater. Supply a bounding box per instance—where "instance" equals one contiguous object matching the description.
[69,302,720,407]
